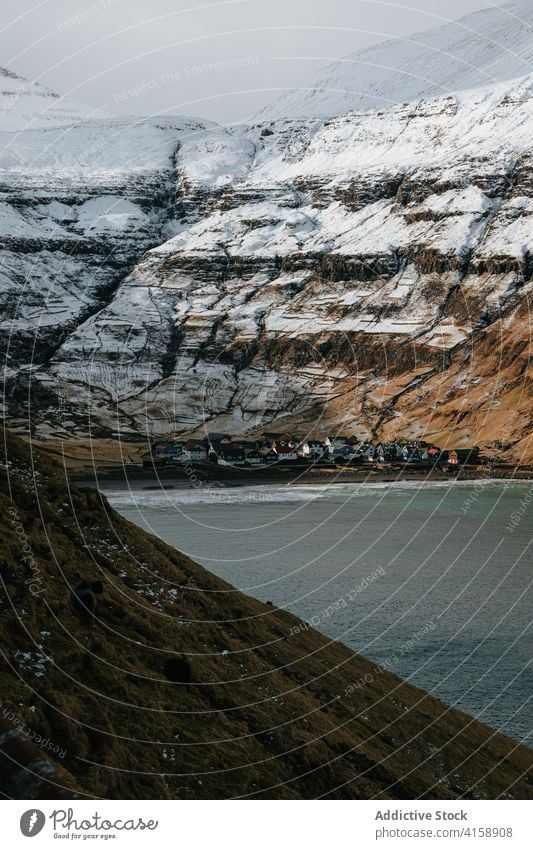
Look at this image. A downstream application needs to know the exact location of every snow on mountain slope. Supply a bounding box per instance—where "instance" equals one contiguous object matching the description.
[0,66,108,130]
[0,115,213,395]
[258,0,533,120]
[32,72,532,455]
[1,0,532,459]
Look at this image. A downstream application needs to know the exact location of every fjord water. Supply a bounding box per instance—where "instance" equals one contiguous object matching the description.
[103,479,532,743]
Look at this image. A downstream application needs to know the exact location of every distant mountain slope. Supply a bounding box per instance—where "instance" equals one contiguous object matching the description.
[32,73,532,459]
[0,66,107,130]
[258,0,533,120]
[0,0,532,461]
[1,433,532,799]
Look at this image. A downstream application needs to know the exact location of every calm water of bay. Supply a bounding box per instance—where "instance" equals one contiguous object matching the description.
[101,479,532,743]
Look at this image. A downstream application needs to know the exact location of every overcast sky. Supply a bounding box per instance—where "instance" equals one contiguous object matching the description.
[0,0,503,123]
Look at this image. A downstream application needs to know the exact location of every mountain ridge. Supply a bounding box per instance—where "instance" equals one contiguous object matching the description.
[257,0,533,120]
[0,65,109,131]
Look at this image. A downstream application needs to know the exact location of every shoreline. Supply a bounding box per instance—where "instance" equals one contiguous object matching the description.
[74,461,533,490]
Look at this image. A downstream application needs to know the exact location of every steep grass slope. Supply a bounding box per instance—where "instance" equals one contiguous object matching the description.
[0,433,531,799]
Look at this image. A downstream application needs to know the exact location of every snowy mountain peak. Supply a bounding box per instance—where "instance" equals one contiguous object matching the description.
[0,66,108,131]
[257,0,533,120]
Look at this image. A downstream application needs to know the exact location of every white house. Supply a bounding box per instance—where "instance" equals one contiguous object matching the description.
[179,442,207,463]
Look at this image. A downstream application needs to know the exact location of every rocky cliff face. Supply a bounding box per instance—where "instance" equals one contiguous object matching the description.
[0,115,209,428]
[1,14,532,460]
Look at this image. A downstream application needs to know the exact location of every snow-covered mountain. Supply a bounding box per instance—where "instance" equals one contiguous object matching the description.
[258,0,533,120]
[0,112,211,400]
[1,2,532,459]
[0,66,107,130]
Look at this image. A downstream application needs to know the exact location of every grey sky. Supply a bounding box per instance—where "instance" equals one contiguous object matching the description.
[0,0,501,123]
